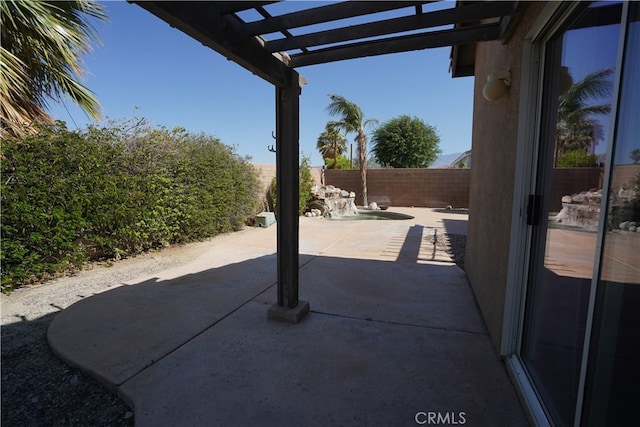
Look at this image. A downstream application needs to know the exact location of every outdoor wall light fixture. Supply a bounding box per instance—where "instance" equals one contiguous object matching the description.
[482,70,511,101]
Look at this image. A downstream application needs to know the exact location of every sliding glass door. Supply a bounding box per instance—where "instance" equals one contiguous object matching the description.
[519,3,625,426]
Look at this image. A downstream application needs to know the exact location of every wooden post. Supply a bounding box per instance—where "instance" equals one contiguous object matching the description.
[267,70,309,323]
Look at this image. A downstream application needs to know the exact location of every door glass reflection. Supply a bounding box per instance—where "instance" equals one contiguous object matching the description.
[521,3,622,426]
[584,3,640,425]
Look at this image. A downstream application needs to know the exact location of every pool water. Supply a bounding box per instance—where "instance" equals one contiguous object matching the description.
[326,211,414,220]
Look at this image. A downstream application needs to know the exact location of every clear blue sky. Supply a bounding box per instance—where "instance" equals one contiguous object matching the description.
[48,1,474,166]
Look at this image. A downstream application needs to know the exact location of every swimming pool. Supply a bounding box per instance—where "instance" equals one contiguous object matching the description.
[326,211,414,220]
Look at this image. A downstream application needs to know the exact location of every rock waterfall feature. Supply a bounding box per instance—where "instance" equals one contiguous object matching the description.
[306,185,358,218]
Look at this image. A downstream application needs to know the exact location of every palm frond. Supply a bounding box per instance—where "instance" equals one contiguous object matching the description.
[555,67,614,161]
[561,68,613,108]
[0,0,106,137]
[316,122,347,159]
[326,94,364,135]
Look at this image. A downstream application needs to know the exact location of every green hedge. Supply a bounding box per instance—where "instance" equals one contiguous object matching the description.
[324,154,351,169]
[268,155,314,215]
[1,120,262,292]
[556,149,598,168]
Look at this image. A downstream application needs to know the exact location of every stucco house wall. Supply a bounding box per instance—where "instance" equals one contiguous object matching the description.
[465,2,546,350]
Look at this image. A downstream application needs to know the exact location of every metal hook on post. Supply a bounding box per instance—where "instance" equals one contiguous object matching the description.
[268,131,277,153]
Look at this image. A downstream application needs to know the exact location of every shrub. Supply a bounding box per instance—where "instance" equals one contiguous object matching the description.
[2,124,94,287]
[324,155,351,169]
[269,155,315,216]
[556,149,598,168]
[299,156,314,213]
[1,120,262,292]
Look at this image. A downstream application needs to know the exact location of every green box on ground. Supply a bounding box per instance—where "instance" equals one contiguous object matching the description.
[255,212,276,228]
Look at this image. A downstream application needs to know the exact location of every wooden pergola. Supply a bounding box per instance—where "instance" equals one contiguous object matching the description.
[131,0,522,322]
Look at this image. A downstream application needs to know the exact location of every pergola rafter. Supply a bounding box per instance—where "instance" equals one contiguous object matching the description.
[243,1,428,35]
[134,1,520,83]
[263,1,516,54]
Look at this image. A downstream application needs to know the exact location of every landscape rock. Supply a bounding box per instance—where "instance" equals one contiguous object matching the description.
[555,189,601,229]
[571,193,586,203]
[310,185,358,217]
[557,183,638,231]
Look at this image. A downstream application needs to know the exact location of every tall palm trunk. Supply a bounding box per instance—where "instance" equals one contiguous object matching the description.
[357,128,368,207]
[333,135,338,169]
[325,94,376,206]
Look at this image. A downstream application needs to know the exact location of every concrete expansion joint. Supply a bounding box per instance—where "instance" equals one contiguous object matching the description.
[116,281,280,388]
[310,309,489,336]
[314,228,360,254]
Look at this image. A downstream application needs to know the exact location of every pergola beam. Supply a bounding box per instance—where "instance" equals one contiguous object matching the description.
[290,23,502,68]
[213,1,278,15]
[244,1,428,36]
[265,1,515,53]
[133,1,289,87]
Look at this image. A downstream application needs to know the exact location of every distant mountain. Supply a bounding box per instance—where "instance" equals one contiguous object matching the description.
[430,152,464,168]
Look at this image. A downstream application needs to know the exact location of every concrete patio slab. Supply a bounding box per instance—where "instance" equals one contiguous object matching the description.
[120,301,525,427]
[47,208,528,426]
[255,256,484,334]
[48,254,279,387]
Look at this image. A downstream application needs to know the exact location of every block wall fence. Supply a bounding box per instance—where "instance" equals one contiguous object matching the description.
[252,164,624,211]
[550,168,602,212]
[325,168,471,208]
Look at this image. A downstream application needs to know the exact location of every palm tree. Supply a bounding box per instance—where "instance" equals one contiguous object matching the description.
[1,0,106,138]
[316,122,347,168]
[555,68,613,165]
[326,94,377,206]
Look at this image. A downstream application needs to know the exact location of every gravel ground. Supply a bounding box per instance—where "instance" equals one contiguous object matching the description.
[1,229,466,426]
[444,233,466,270]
